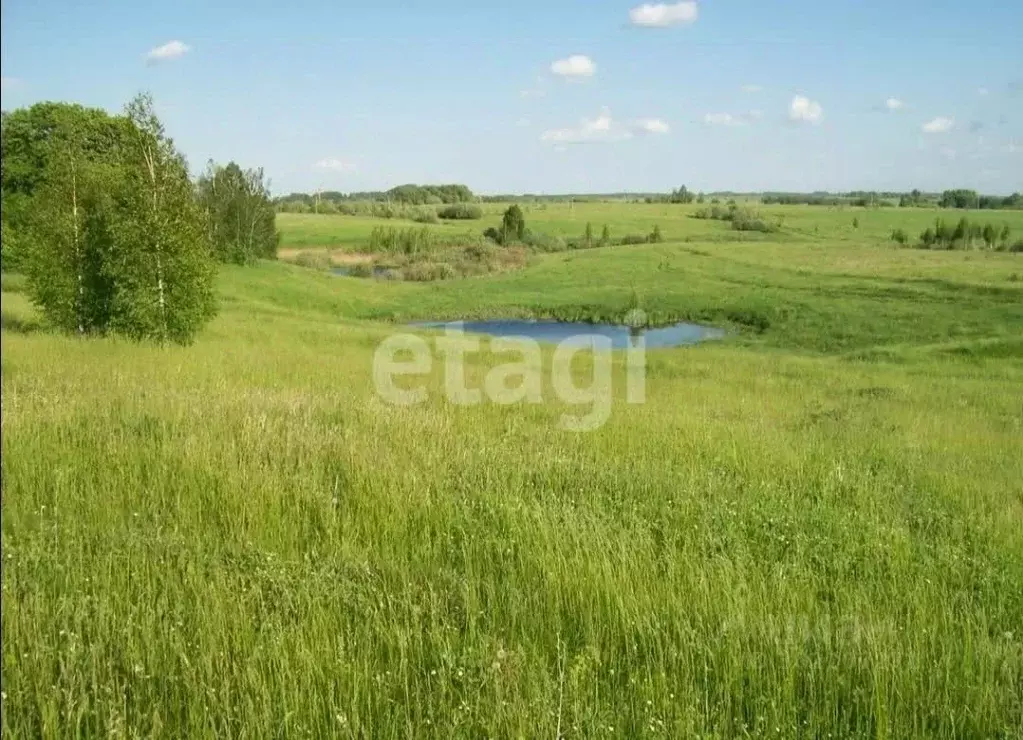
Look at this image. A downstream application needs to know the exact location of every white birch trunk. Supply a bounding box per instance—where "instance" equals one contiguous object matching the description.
[143,142,167,341]
[70,156,84,335]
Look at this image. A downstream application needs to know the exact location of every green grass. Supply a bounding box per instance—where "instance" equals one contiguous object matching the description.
[280,202,1023,251]
[3,203,1023,737]
[277,213,473,250]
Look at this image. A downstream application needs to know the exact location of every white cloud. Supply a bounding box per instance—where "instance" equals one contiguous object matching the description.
[1003,142,1021,154]
[939,146,957,161]
[740,84,763,93]
[541,109,624,143]
[0,76,22,90]
[515,118,531,128]
[550,55,595,79]
[978,87,990,96]
[704,112,740,126]
[922,116,954,134]
[747,109,763,120]
[314,157,358,173]
[145,40,190,63]
[789,95,823,124]
[885,97,903,111]
[540,109,668,144]
[629,1,699,27]
[634,118,670,134]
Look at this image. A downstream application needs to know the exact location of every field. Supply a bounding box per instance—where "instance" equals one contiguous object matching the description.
[3,203,1023,737]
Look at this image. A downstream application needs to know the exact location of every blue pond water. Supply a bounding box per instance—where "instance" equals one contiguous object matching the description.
[412,319,723,349]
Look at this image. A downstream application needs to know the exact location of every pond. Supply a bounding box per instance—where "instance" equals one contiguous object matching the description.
[411,319,723,349]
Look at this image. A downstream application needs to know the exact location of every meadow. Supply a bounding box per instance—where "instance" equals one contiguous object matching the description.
[2,202,1022,737]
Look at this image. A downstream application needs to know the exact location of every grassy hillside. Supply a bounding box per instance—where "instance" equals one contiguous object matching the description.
[3,206,1022,737]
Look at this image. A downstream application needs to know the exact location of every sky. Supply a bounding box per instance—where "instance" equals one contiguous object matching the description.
[2,0,1022,195]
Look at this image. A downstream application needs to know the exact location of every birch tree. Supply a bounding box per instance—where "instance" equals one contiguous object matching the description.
[107,93,216,344]
[197,160,279,264]
[14,104,122,332]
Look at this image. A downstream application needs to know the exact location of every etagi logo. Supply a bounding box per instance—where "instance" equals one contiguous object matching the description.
[372,315,647,432]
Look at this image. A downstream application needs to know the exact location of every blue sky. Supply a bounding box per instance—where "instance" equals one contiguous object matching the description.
[2,0,1021,195]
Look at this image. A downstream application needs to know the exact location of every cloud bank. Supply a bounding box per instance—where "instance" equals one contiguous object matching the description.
[540,109,669,144]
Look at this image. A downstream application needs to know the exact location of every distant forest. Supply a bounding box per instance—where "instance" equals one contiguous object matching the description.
[274,185,1023,212]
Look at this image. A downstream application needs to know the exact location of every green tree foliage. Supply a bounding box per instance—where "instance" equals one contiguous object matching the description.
[385,184,475,205]
[584,222,594,249]
[103,94,216,343]
[693,204,777,233]
[898,189,927,207]
[939,189,980,209]
[501,205,526,243]
[915,216,1011,251]
[1,103,128,273]
[3,103,130,331]
[436,203,482,220]
[600,224,611,247]
[197,160,279,264]
[23,139,118,334]
[3,96,230,343]
[762,193,846,206]
[669,185,695,204]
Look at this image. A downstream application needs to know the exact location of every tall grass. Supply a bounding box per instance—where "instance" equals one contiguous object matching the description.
[3,204,1023,736]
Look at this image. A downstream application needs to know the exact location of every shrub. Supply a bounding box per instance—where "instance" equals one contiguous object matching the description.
[523,231,567,252]
[730,208,777,233]
[368,226,437,256]
[501,205,526,242]
[437,203,483,220]
[649,225,664,243]
[292,251,332,270]
[411,208,439,224]
[619,234,650,245]
[726,309,771,333]
[890,228,909,246]
[401,262,457,281]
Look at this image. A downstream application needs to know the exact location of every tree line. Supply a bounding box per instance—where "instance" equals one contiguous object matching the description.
[936,189,1023,210]
[760,189,1022,209]
[1,96,278,344]
[275,183,476,211]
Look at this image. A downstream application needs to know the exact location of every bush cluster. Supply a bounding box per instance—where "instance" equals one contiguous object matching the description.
[693,204,778,233]
[437,203,483,220]
[907,217,1014,250]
